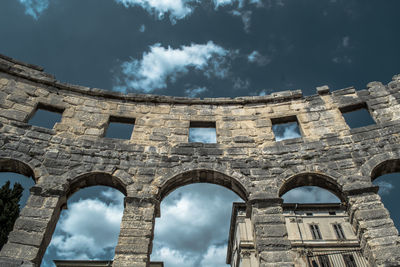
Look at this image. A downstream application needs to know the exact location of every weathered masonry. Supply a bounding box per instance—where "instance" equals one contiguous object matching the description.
[0,53,400,267]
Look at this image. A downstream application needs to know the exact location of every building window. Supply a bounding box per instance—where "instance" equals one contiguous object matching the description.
[318,255,331,267]
[333,223,346,239]
[189,121,217,143]
[28,103,64,129]
[310,224,322,240]
[271,116,302,141]
[340,103,375,129]
[105,116,135,139]
[311,260,319,267]
[343,254,357,267]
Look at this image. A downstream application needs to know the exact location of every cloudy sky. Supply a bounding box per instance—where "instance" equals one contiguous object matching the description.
[1,0,400,266]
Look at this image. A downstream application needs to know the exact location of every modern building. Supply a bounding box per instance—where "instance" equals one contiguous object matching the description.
[227,203,370,267]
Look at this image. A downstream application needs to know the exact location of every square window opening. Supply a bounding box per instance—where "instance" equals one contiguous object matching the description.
[28,103,64,129]
[271,116,302,141]
[105,116,135,140]
[189,121,217,143]
[340,103,375,129]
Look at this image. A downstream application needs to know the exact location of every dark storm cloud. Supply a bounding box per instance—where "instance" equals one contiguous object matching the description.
[3,0,398,98]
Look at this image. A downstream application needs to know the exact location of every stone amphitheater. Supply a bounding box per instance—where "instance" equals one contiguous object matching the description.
[0,54,400,267]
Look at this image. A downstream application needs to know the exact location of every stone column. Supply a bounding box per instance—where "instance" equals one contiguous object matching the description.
[346,187,400,267]
[249,198,294,267]
[113,196,157,267]
[0,186,65,267]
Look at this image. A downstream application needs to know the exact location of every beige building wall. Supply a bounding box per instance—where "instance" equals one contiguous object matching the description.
[284,204,370,267]
[227,204,259,267]
[228,203,370,267]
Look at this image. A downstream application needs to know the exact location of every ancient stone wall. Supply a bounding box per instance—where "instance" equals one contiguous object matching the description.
[0,54,400,266]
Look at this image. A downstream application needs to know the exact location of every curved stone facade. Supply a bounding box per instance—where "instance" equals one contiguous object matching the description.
[0,53,400,266]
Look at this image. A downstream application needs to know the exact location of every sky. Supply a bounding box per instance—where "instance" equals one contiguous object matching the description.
[1,0,400,266]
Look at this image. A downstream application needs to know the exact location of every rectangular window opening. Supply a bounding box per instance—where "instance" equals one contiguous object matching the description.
[310,224,322,240]
[340,103,375,129]
[189,121,217,143]
[28,103,64,129]
[329,211,336,215]
[271,116,302,142]
[105,116,135,140]
[333,223,346,240]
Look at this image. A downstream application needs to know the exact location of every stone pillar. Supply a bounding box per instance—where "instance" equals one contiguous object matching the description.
[113,197,157,267]
[0,186,65,267]
[346,187,400,267]
[249,198,294,267]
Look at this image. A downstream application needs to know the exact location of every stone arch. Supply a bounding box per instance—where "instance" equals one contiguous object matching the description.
[66,171,128,198]
[361,153,400,181]
[34,171,128,266]
[0,157,40,183]
[279,172,345,202]
[156,167,249,201]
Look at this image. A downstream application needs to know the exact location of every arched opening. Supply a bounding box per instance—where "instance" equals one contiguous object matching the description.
[0,158,36,250]
[152,170,248,267]
[281,186,341,203]
[40,173,127,267]
[371,159,400,230]
[279,173,344,203]
[279,173,369,267]
[157,169,248,202]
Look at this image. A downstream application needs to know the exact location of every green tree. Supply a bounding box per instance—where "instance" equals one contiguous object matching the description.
[0,181,23,250]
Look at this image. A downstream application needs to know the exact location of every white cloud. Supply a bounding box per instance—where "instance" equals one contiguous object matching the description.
[115,0,265,24]
[47,190,124,260]
[18,0,49,19]
[152,246,197,267]
[189,128,217,143]
[375,180,394,196]
[213,0,262,9]
[233,77,250,90]
[332,55,352,64]
[213,0,238,9]
[199,245,229,267]
[282,186,340,203]
[230,10,252,32]
[342,36,350,47]
[332,36,352,64]
[152,245,228,267]
[257,89,272,96]
[273,122,301,141]
[139,24,146,32]
[151,184,241,266]
[114,42,230,93]
[247,50,271,66]
[115,0,197,24]
[185,86,208,97]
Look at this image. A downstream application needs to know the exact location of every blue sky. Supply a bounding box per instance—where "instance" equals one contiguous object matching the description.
[1,0,400,266]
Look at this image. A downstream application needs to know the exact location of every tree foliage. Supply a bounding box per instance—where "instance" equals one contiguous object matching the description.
[0,181,23,250]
